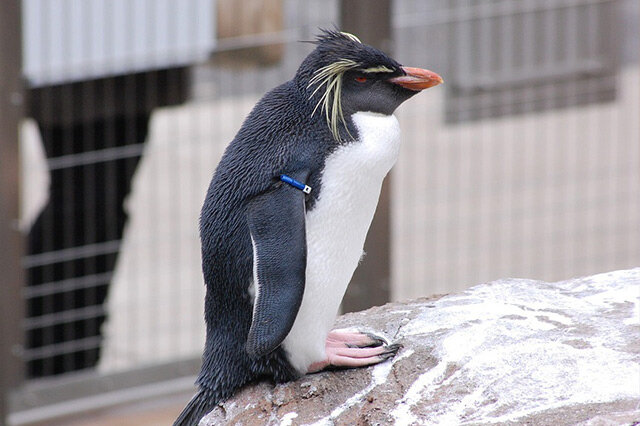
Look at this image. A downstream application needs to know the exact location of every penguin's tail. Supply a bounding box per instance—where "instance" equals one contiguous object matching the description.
[173,388,217,426]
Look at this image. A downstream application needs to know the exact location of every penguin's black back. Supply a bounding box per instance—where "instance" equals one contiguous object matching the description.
[174,79,336,425]
[199,79,331,315]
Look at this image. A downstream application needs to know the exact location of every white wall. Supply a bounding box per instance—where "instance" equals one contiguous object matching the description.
[392,66,640,300]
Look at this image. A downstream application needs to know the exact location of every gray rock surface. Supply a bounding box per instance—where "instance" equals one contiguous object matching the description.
[201,269,640,425]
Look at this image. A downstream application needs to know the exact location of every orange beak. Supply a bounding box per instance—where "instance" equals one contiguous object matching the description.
[389,66,444,91]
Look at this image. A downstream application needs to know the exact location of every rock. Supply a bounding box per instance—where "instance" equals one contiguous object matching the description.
[201,269,640,425]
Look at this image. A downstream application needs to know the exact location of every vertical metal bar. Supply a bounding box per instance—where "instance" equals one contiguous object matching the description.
[82,0,98,376]
[0,0,25,423]
[476,0,491,282]
[60,0,75,375]
[339,0,392,312]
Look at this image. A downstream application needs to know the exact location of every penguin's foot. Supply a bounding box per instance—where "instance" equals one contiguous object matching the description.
[307,329,401,373]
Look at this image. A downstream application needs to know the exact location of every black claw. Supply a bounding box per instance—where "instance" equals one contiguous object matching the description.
[385,343,402,353]
[378,343,402,360]
[363,332,387,348]
[378,351,395,361]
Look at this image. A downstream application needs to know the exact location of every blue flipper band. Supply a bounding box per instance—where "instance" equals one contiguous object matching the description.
[280,174,312,194]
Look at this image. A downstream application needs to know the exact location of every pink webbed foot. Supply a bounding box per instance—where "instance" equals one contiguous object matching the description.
[307,329,401,373]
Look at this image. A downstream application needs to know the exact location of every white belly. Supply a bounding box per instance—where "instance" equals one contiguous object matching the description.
[282,111,401,373]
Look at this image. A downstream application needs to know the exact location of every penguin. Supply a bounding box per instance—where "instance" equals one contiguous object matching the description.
[174,29,442,425]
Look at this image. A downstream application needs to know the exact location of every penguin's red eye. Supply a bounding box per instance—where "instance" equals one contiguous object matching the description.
[355,76,367,83]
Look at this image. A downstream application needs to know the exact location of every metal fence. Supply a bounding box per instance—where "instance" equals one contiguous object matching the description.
[391,0,639,298]
[2,0,638,424]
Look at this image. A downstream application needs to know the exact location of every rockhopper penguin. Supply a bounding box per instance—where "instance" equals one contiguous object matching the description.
[174,30,442,425]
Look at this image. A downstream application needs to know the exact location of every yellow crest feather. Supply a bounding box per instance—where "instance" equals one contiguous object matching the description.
[362,65,394,73]
[340,31,361,43]
[308,59,360,141]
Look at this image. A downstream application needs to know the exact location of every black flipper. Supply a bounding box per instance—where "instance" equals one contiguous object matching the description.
[245,177,307,358]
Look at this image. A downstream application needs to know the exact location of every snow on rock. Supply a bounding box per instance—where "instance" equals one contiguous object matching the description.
[201,269,640,425]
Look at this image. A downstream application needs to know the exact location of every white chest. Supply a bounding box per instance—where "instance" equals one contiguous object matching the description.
[282,112,401,373]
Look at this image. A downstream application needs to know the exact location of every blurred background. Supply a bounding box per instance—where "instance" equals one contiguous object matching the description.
[1,0,638,424]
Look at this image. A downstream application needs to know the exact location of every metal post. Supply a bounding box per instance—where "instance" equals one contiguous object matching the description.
[340,0,393,312]
[0,1,25,424]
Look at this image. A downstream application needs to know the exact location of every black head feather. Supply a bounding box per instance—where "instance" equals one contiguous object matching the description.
[295,29,408,140]
[314,29,401,69]
[296,29,403,90]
